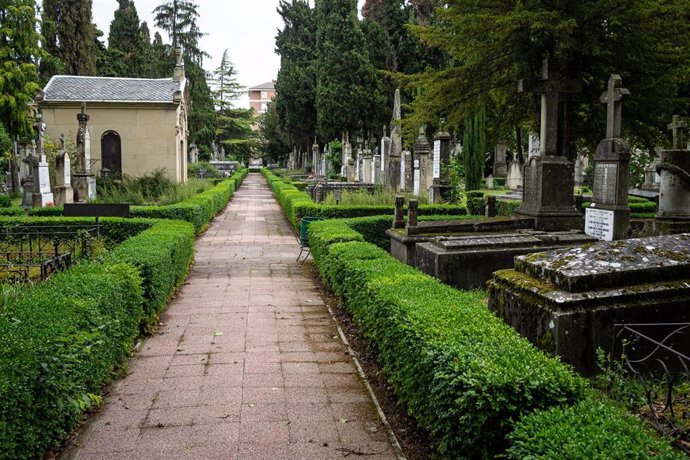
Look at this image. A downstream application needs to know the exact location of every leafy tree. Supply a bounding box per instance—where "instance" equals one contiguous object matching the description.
[217,107,257,163]
[211,49,244,110]
[41,0,97,76]
[108,0,148,76]
[142,31,171,78]
[315,0,386,139]
[153,0,208,65]
[274,0,317,153]
[405,1,690,157]
[0,0,41,139]
[95,28,128,77]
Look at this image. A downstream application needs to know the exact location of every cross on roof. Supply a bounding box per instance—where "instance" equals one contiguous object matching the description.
[518,58,581,156]
[667,115,688,150]
[600,74,630,139]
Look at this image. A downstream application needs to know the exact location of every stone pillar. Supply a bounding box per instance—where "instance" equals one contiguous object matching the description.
[393,196,405,229]
[403,150,413,193]
[405,199,419,235]
[373,154,382,184]
[380,125,390,186]
[32,115,54,207]
[528,132,540,158]
[362,143,373,184]
[413,157,420,196]
[312,140,319,175]
[73,105,93,203]
[430,129,451,203]
[414,127,432,197]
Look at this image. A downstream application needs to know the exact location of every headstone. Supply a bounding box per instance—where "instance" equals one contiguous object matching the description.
[312,139,319,175]
[387,89,403,191]
[373,154,382,184]
[515,58,583,231]
[493,141,508,177]
[54,134,74,206]
[380,125,390,185]
[414,127,432,196]
[188,143,199,163]
[21,144,35,210]
[413,158,420,196]
[486,174,494,190]
[655,115,690,234]
[405,199,419,235]
[400,152,407,190]
[528,132,540,158]
[32,115,54,207]
[393,196,405,229]
[641,148,662,192]
[585,74,631,241]
[362,142,373,184]
[355,147,362,182]
[430,128,451,203]
[342,132,353,180]
[403,150,413,192]
[505,160,523,191]
[488,234,690,375]
[321,144,328,177]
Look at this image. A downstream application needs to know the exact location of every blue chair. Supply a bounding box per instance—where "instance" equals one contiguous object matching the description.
[297,217,325,263]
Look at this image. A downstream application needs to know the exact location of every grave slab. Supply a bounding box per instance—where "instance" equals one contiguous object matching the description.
[488,233,690,375]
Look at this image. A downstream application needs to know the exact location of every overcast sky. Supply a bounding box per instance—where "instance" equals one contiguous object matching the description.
[91,0,364,108]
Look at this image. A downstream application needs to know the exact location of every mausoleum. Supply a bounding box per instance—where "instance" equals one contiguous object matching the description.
[36,51,189,182]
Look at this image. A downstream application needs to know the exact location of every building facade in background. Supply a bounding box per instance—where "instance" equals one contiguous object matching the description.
[248,81,276,114]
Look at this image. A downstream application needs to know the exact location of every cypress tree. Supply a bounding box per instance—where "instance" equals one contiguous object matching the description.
[462,107,485,191]
[108,0,147,76]
[41,0,97,76]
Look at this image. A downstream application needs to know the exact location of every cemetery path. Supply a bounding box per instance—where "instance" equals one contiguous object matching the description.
[63,173,399,460]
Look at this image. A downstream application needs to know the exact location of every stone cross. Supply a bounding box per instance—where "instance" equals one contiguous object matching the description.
[667,115,688,150]
[518,59,581,156]
[76,102,90,172]
[600,74,630,139]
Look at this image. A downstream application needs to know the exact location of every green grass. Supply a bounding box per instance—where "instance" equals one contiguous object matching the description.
[95,169,213,206]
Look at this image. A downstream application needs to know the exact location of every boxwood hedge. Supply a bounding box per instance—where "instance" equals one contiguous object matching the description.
[262,168,468,230]
[303,217,679,458]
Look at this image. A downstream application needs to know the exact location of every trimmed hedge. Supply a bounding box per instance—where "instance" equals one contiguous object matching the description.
[0,262,144,458]
[108,220,195,332]
[0,219,197,458]
[262,168,468,229]
[506,394,683,459]
[496,198,522,216]
[1,169,248,233]
[303,217,679,459]
[465,190,485,215]
[0,216,156,244]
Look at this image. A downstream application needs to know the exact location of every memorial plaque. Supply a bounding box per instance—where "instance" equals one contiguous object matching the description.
[585,207,614,241]
[593,163,618,205]
[433,140,441,179]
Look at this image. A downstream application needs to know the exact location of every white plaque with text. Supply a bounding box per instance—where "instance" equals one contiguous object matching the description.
[585,207,614,241]
[433,140,441,179]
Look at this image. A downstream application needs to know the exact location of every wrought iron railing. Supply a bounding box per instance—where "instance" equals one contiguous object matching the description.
[612,322,690,451]
[0,225,98,282]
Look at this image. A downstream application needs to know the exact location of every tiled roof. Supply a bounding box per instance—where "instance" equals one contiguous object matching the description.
[42,75,185,103]
[248,81,275,91]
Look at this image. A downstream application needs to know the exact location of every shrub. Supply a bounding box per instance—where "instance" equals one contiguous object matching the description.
[465,190,485,215]
[506,394,684,459]
[0,262,144,458]
[108,220,195,332]
[187,161,221,179]
[0,195,11,208]
[308,221,586,457]
[496,198,522,216]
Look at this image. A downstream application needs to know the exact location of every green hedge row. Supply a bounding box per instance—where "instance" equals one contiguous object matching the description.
[262,168,468,230]
[0,219,196,458]
[494,196,657,218]
[0,216,156,244]
[2,169,248,233]
[304,216,680,459]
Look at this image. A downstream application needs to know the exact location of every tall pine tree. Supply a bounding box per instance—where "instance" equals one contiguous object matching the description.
[41,0,97,76]
[315,0,385,139]
[274,0,317,152]
[108,0,148,76]
[153,0,208,65]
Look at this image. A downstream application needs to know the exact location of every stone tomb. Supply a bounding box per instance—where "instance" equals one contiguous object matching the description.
[415,230,595,290]
[487,233,690,375]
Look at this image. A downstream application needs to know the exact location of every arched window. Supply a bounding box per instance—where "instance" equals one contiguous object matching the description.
[101,131,122,177]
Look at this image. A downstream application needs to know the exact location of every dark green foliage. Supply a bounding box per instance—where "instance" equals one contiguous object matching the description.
[109,220,194,332]
[274,0,317,153]
[465,190,485,216]
[496,198,522,216]
[307,224,586,457]
[259,101,291,164]
[41,0,97,76]
[315,0,386,138]
[262,169,467,230]
[0,262,144,458]
[186,59,218,155]
[582,198,656,218]
[463,107,486,191]
[506,393,683,459]
[107,0,149,77]
[187,161,220,178]
[153,0,207,64]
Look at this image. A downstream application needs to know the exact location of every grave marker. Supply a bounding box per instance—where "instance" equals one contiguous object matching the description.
[54,134,74,206]
[655,115,690,234]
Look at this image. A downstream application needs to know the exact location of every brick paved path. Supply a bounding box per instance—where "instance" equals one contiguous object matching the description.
[64,174,398,460]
